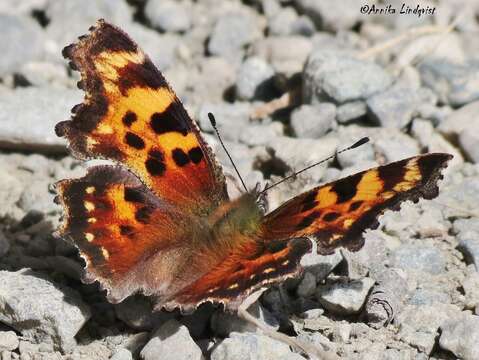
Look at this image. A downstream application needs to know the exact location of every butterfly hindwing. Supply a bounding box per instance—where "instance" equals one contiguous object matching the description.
[261,153,452,254]
[56,19,227,214]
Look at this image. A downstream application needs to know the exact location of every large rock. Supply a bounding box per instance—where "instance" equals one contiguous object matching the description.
[439,315,479,360]
[0,269,90,352]
[140,319,202,360]
[0,87,81,153]
[390,244,446,275]
[0,14,45,76]
[303,51,392,104]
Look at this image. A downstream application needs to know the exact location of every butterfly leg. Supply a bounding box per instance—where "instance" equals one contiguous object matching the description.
[237,289,340,360]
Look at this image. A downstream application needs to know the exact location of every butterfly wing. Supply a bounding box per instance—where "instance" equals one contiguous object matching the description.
[56,19,227,214]
[55,165,208,303]
[260,153,452,254]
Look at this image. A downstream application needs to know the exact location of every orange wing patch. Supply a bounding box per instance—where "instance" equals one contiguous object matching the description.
[261,153,452,254]
[56,20,227,214]
[54,165,202,303]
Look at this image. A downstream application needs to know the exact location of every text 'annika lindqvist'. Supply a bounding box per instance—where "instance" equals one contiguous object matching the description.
[361,3,436,18]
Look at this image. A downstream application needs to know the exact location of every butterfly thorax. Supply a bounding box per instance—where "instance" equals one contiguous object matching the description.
[208,192,263,245]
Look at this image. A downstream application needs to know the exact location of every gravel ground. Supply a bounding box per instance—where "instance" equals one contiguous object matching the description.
[1,0,479,359]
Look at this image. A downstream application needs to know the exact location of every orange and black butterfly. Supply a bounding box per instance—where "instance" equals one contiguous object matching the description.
[55,19,452,313]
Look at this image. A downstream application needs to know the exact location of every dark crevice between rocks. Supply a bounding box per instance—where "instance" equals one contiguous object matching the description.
[31,9,50,27]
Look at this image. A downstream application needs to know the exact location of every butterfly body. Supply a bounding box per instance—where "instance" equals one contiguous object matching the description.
[55,19,452,313]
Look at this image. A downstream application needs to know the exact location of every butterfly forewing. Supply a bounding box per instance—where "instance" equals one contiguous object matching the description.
[261,153,452,254]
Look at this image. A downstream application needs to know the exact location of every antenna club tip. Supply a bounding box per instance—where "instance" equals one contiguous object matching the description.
[207,112,216,127]
[351,137,370,149]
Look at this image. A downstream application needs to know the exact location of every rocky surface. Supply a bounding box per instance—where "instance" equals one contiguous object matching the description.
[0,1,478,359]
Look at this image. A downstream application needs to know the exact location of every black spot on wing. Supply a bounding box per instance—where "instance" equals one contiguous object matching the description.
[124,132,145,149]
[377,158,408,191]
[122,111,137,127]
[330,173,362,203]
[296,210,322,230]
[135,206,154,223]
[124,188,144,203]
[172,148,190,167]
[349,200,363,212]
[323,212,340,222]
[145,150,166,176]
[188,147,203,164]
[150,102,189,136]
[119,225,135,236]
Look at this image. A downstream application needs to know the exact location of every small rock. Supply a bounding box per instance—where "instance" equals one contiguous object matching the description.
[419,58,479,106]
[396,303,463,355]
[408,289,451,306]
[439,315,479,360]
[0,269,90,352]
[303,51,392,104]
[336,101,367,123]
[268,7,298,36]
[211,302,278,337]
[236,57,275,100]
[17,179,56,215]
[462,270,479,309]
[410,118,464,166]
[0,87,81,153]
[208,12,263,60]
[297,0,360,32]
[251,36,313,75]
[268,135,339,182]
[366,86,435,129]
[300,242,342,282]
[390,244,446,275]
[140,320,202,360]
[459,129,479,163]
[296,271,317,298]
[438,100,479,138]
[210,332,297,360]
[290,103,336,138]
[144,0,191,33]
[316,277,375,315]
[115,295,173,331]
[0,231,10,257]
[110,348,133,360]
[238,122,283,146]
[0,332,19,352]
[198,102,251,142]
[0,14,44,76]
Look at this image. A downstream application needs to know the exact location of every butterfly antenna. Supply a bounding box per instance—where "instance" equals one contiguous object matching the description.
[208,112,248,193]
[261,137,370,194]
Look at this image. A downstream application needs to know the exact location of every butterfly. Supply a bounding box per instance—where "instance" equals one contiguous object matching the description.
[54,19,452,314]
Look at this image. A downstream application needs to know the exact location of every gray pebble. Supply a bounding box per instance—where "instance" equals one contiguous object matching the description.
[390,245,446,275]
[439,315,479,360]
[0,332,19,352]
[211,332,298,360]
[297,0,361,32]
[316,277,375,315]
[0,269,90,352]
[419,58,479,106]
[236,57,275,101]
[110,348,133,360]
[290,103,336,138]
[0,14,44,77]
[303,51,392,104]
[144,0,191,33]
[140,320,202,360]
[208,12,262,60]
[459,129,479,163]
[0,87,81,153]
[336,101,367,123]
